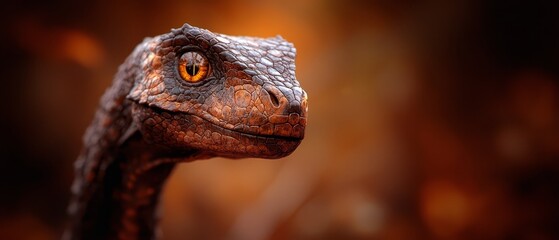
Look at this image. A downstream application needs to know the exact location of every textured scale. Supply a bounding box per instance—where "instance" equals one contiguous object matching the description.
[64,24,307,240]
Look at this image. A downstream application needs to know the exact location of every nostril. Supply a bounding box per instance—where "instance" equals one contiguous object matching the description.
[266,89,280,107]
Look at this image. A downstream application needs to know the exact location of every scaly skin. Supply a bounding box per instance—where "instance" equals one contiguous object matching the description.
[64,23,308,240]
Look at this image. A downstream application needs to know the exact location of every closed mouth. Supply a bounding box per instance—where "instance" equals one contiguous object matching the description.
[195,113,303,142]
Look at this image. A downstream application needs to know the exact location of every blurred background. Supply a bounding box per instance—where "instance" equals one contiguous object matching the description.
[1,0,559,239]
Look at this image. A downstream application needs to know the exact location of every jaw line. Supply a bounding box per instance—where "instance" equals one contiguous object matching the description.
[194,112,303,142]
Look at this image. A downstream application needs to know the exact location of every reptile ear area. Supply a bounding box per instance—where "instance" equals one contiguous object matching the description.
[118,122,141,145]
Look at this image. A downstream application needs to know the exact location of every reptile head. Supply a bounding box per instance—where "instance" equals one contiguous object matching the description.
[127,24,308,159]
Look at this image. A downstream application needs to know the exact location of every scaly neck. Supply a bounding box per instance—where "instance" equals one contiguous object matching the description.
[79,134,179,240]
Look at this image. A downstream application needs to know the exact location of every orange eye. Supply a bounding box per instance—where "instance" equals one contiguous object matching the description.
[178,51,209,82]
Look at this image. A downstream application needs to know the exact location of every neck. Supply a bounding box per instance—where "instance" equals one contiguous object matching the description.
[65,50,182,240]
[86,136,177,240]
[94,133,196,240]
[68,128,202,240]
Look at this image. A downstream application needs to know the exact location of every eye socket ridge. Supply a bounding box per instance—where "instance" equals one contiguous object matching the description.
[178,51,210,83]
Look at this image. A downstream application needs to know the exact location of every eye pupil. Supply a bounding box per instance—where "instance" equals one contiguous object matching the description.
[178,51,209,82]
[186,64,198,76]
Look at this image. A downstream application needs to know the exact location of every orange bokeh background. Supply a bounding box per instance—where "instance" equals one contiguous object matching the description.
[1,0,558,239]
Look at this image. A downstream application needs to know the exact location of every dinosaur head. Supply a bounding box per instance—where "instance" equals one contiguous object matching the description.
[127,24,308,159]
